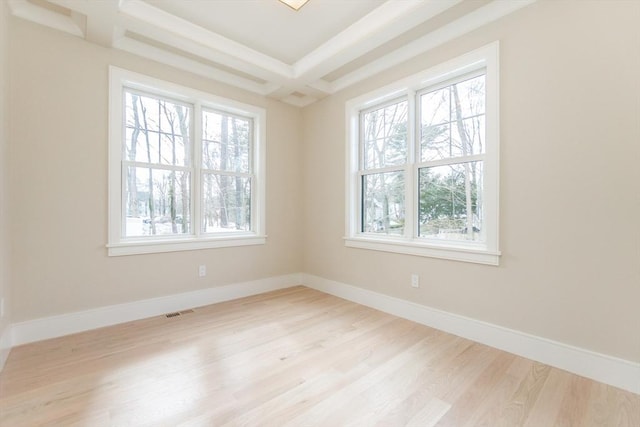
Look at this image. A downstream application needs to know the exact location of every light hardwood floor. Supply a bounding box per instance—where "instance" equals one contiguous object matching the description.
[0,286,638,426]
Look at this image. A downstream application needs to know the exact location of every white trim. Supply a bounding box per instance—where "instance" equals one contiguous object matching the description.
[345,237,500,266]
[8,0,84,38]
[345,42,500,265]
[108,66,266,256]
[4,274,639,394]
[113,36,272,97]
[9,0,537,106]
[330,0,535,93]
[302,274,640,395]
[107,235,267,256]
[0,325,12,372]
[280,94,318,108]
[293,0,463,81]
[119,0,292,80]
[11,274,302,347]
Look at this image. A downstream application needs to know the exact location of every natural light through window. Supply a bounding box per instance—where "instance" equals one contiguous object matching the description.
[418,74,486,243]
[345,43,500,265]
[108,67,266,256]
[123,91,192,238]
[361,99,408,235]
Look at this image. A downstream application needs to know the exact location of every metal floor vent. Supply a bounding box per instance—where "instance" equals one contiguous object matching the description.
[165,309,195,318]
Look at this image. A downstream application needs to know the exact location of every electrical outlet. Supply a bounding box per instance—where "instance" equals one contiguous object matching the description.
[411,274,419,288]
[198,265,206,277]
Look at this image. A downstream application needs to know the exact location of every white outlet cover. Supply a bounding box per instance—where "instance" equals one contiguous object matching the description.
[411,274,419,288]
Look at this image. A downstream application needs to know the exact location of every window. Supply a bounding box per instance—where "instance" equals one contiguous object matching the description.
[108,67,266,256]
[345,42,500,265]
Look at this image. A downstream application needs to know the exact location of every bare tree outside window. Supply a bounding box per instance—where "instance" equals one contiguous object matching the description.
[123,91,191,237]
[347,44,499,264]
[109,68,266,256]
[361,100,407,235]
[419,74,486,242]
[202,110,252,233]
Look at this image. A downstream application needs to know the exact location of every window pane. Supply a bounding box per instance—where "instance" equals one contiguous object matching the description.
[420,75,485,161]
[451,116,485,158]
[418,162,483,242]
[362,171,405,235]
[202,173,251,233]
[451,75,485,120]
[124,91,191,167]
[125,126,159,164]
[202,110,251,173]
[159,134,188,167]
[124,167,191,237]
[125,92,159,132]
[362,100,407,169]
[421,87,450,125]
[420,123,451,161]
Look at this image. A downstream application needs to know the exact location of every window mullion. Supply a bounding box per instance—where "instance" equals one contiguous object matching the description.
[200,170,252,178]
[416,153,485,169]
[193,102,202,238]
[406,90,416,239]
[345,42,499,264]
[122,161,191,172]
[109,67,266,256]
[249,118,256,234]
[359,165,407,175]
[120,160,127,238]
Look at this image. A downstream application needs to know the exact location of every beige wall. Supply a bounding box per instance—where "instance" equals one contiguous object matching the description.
[8,19,303,321]
[302,0,640,362]
[5,0,640,365]
[0,0,11,341]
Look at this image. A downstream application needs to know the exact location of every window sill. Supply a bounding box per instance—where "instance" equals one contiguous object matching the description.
[107,235,267,256]
[344,236,500,265]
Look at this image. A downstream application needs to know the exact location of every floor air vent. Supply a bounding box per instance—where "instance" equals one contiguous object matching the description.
[165,309,195,318]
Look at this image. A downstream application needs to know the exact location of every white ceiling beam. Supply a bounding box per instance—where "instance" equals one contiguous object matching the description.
[330,0,538,94]
[50,0,120,46]
[263,79,332,99]
[48,0,92,15]
[119,14,292,87]
[9,0,538,108]
[266,86,297,99]
[119,0,294,79]
[8,0,84,37]
[114,37,272,96]
[305,79,332,95]
[280,94,317,108]
[292,0,463,82]
[293,83,332,100]
[84,2,119,46]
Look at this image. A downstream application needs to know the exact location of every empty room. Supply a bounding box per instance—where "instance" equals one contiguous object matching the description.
[0,0,638,425]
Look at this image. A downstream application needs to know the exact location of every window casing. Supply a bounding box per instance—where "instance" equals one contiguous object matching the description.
[345,42,500,265]
[108,67,266,256]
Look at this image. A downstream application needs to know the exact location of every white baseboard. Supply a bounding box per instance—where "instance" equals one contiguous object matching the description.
[10,273,302,347]
[0,324,12,371]
[301,273,640,395]
[4,271,639,395]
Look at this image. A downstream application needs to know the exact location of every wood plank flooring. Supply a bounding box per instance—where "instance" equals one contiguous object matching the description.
[0,286,638,426]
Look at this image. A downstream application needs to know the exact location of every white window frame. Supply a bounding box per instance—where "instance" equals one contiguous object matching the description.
[345,42,500,265]
[108,67,266,256]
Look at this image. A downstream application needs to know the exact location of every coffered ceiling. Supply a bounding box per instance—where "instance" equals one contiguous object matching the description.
[9,0,536,107]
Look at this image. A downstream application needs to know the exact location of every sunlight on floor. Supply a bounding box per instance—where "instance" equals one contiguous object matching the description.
[95,346,207,425]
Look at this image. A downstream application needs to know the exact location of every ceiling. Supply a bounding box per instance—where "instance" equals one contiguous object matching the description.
[9,0,536,107]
